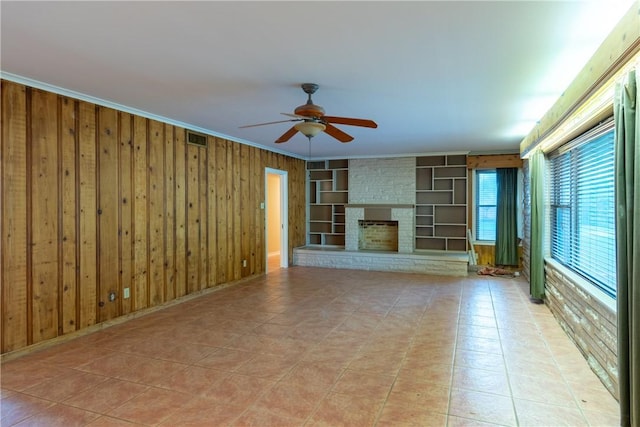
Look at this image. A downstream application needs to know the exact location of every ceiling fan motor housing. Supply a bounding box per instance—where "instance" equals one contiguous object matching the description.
[295,83,325,120]
[294,103,325,119]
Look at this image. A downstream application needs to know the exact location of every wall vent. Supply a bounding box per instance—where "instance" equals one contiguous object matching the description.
[186,130,208,147]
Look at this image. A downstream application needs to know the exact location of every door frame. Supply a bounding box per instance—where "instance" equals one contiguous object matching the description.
[265,168,289,269]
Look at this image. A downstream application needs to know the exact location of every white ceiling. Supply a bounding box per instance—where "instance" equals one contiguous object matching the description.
[1,1,633,160]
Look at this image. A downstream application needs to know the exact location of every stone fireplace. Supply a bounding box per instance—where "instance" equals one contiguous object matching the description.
[295,156,468,276]
[345,204,414,253]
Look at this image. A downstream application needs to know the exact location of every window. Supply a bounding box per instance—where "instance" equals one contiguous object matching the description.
[476,170,497,241]
[549,122,616,298]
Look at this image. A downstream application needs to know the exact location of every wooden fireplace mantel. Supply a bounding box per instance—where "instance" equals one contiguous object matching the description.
[345,204,414,209]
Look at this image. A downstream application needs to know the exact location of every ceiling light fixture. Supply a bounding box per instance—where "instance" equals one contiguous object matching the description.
[294,121,326,140]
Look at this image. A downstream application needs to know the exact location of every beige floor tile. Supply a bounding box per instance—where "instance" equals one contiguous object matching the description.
[568,380,620,415]
[447,415,509,426]
[86,415,146,426]
[0,361,68,392]
[377,401,448,427]
[509,372,577,407]
[331,369,396,402]
[200,373,274,408]
[449,388,517,426]
[21,369,108,402]
[252,379,326,421]
[63,378,148,414]
[0,392,56,426]
[452,365,511,396]
[1,268,620,426]
[107,387,192,425]
[307,392,384,426]
[387,378,450,414]
[194,347,255,371]
[233,353,297,380]
[455,335,503,355]
[153,365,228,395]
[582,408,621,427]
[513,398,588,426]
[231,407,304,427]
[158,396,246,426]
[454,348,506,372]
[9,403,100,426]
[282,361,344,389]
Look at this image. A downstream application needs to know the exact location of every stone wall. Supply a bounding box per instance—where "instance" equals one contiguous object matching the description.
[293,247,469,276]
[545,262,618,399]
[348,157,415,204]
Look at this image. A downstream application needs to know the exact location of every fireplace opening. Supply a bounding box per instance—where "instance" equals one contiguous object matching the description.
[358,220,398,251]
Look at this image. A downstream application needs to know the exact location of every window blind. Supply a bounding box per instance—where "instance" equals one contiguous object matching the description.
[549,122,616,297]
[476,170,497,241]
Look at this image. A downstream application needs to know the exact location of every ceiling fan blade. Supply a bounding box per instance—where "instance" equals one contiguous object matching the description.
[324,123,354,143]
[281,112,309,119]
[322,116,378,128]
[239,119,299,129]
[275,126,299,143]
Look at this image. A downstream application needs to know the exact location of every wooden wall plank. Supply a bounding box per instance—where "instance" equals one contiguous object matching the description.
[240,144,251,277]
[174,128,187,298]
[215,138,228,285]
[231,142,241,280]
[59,96,78,334]
[253,148,264,274]
[1,81,29,352]
[199,146,208,288]
[466,154,523,170]
[77,101,97,329]
[119,112,133,315]
[207,136,217,287]
[30,89,60,343]
[164,124,176,301]
[97,107,120,322]
[148,120,165,305]
[132,116,148,310]
[186,144,200,293]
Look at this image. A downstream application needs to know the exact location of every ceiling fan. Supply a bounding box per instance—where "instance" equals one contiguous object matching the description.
[239,83,377,143]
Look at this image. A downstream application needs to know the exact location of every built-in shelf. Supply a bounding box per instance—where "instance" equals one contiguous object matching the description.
[307,159,348,246]
[415,155,468,251]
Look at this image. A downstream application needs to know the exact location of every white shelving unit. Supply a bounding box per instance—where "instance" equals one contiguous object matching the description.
[415,155,468,251]
[307,159,348,246]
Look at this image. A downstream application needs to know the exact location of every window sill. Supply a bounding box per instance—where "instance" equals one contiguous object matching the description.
[544,258,616,313]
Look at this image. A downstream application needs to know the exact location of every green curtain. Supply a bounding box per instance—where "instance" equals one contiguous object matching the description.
[529,150,545,300]
[495,168,518,265]
[614,69,639,427]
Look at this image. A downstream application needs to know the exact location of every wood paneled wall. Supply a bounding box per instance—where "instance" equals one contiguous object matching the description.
[0,80,306,354]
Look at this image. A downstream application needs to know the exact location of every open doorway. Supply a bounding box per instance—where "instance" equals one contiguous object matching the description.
[265,168,288,272]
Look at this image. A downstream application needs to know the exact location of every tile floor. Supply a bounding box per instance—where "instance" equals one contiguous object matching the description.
[1,267,620,426]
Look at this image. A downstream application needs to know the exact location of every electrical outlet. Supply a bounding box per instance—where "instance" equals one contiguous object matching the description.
[242,259,247,267]
[123,288,130,299]
[108,291,116,302]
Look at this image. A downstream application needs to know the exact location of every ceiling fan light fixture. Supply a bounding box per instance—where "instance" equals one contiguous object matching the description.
[294,121,325,138]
